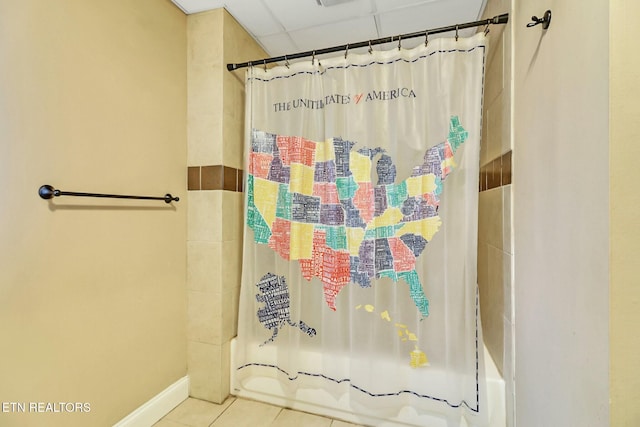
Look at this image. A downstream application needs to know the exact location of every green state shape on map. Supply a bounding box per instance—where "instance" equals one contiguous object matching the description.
[275,184,292,220]
[246,175,272,244]
[336,176,359,200]
[398,270,429,317]
[448,116,469,152]
[386,181,408,208]
[324,226,347,250]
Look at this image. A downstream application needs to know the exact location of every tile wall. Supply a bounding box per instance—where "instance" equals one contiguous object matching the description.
[186,8,266,403]
[479,0,514,426]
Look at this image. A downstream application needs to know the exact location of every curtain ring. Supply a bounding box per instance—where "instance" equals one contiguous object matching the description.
[344,44,349,59]
[312,51,316,65]
[424,30,429,47]
[368,40,373,54]
[284,55,290,69]
[484,23,490,36]
[263,59,267,72]
[455,25,459,41]
[398,34,402,51]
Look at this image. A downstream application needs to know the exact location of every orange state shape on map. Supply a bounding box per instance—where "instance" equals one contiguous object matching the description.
[276,135,316,167]
[319,246,351,311]
[301,231,351,312]
[300,229,328,281]
[268,217,291,260]
[388,237,417,272]
[249,152,273,179]
[313,182,340,204]
[353,182,374,223]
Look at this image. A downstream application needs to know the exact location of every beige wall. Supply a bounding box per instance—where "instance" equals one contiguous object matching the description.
[477,0,514,425]
[513,1,610,426]
[610,1,640,425]
[186,8,266,403]
[0,1,187,426]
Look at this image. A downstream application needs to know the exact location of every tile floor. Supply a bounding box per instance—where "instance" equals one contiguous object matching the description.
[154,396,365,427]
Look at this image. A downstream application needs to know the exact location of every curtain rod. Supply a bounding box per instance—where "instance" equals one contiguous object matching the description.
[227,13,508,71]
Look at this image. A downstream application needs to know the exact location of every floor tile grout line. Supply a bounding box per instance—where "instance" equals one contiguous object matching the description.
[268,406,285,426]
[207,397,237,427]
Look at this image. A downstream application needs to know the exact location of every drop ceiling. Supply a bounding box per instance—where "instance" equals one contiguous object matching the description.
[170,0,487,59]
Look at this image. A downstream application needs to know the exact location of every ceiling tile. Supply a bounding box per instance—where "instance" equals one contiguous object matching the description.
[377,0,483,39]
[264,0,374,32]
[255,33,299,58]
[373,0,442,14]
[226,0,283,37]
[172,0,489,59]
[287,15,378,53]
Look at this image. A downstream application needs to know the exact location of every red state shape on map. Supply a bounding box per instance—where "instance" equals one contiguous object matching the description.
[388,237,417,273]
[300,229,327,281]
[249,152,274,179]
[268,218,291,260]
[352,182,374,223]
[300,258,314,281]
[299,230,350,311]
[313,182,340,205]
[276,136,316,167]
[423,192,439,208]
[319,246,351,311]
[442,141,455,178]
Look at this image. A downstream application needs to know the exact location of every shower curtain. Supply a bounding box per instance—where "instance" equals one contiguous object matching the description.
[236,32,488,425]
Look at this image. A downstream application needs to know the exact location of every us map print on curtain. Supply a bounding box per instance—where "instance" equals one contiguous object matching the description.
[237,31,487,424]
[247,116,470,337]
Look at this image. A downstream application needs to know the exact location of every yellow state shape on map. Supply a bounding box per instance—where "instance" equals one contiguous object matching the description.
[349,152,372,183]
[443,157,457,170]
[405,174,437,197]
[399,217,443,241]
[367,207,403,229]
[410,348,429,368]
[289,163,315,196]
[289,222,314,260]
[315,140,335,162]
[253,177,280,227]
[380,310,391,322]
[346,227,365,256]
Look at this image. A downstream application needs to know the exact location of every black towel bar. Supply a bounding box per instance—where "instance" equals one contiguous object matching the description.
[38,185,179,203]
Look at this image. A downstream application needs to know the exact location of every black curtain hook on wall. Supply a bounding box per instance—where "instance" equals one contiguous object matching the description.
[527,10,552,30]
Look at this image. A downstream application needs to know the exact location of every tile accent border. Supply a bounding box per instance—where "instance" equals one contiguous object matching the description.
[188,165,244,192]
[480,150,511,192]
[189,153,510,193]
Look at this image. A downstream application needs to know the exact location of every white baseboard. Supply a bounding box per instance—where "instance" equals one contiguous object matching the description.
[113,376,189,427]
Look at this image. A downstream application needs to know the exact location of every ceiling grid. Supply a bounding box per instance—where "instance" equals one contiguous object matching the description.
[172,0,485,59]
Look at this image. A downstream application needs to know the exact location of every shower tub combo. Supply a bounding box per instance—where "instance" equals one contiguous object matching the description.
[230,339,505,427]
